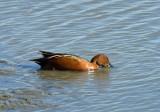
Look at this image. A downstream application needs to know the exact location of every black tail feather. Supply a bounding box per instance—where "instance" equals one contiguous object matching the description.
[31,51,68,69]
[30,58,47,68]
[39,50,56,58]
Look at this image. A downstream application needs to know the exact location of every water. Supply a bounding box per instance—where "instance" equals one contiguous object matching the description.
[0,0,160,111]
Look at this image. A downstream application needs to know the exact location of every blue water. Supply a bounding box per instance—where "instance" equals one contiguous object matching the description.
[0,0,160,111]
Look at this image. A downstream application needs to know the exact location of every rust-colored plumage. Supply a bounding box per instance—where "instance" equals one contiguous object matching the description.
[31,51,112,71]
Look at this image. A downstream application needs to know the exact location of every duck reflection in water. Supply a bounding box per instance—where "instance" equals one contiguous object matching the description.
[36,68,110,86]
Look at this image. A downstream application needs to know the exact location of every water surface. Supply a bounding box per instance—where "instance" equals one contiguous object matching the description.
[0,0,160,111]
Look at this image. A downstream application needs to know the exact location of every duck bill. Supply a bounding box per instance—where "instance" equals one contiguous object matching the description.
[105,63,113,68]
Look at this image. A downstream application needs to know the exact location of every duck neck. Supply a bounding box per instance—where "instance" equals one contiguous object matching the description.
[89,61,98,69]
[91,60,97,64]
[91,58,99,67]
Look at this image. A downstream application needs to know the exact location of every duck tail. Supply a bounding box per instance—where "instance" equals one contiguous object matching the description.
[39,50,55,58]
[30,58,47,68]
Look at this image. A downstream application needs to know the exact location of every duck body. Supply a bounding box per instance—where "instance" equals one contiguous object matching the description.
[31,51,112,71]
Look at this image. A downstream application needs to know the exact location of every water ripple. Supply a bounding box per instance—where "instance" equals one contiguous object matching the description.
[1,0,160,111]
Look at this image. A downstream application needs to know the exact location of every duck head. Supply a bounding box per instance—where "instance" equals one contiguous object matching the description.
[91,54,112,68]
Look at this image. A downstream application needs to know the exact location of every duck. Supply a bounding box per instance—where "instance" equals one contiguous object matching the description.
[31,51,112,71]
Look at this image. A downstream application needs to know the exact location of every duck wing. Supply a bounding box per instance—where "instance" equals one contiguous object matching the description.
[31,51,89,70]
[40,50,67,58]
